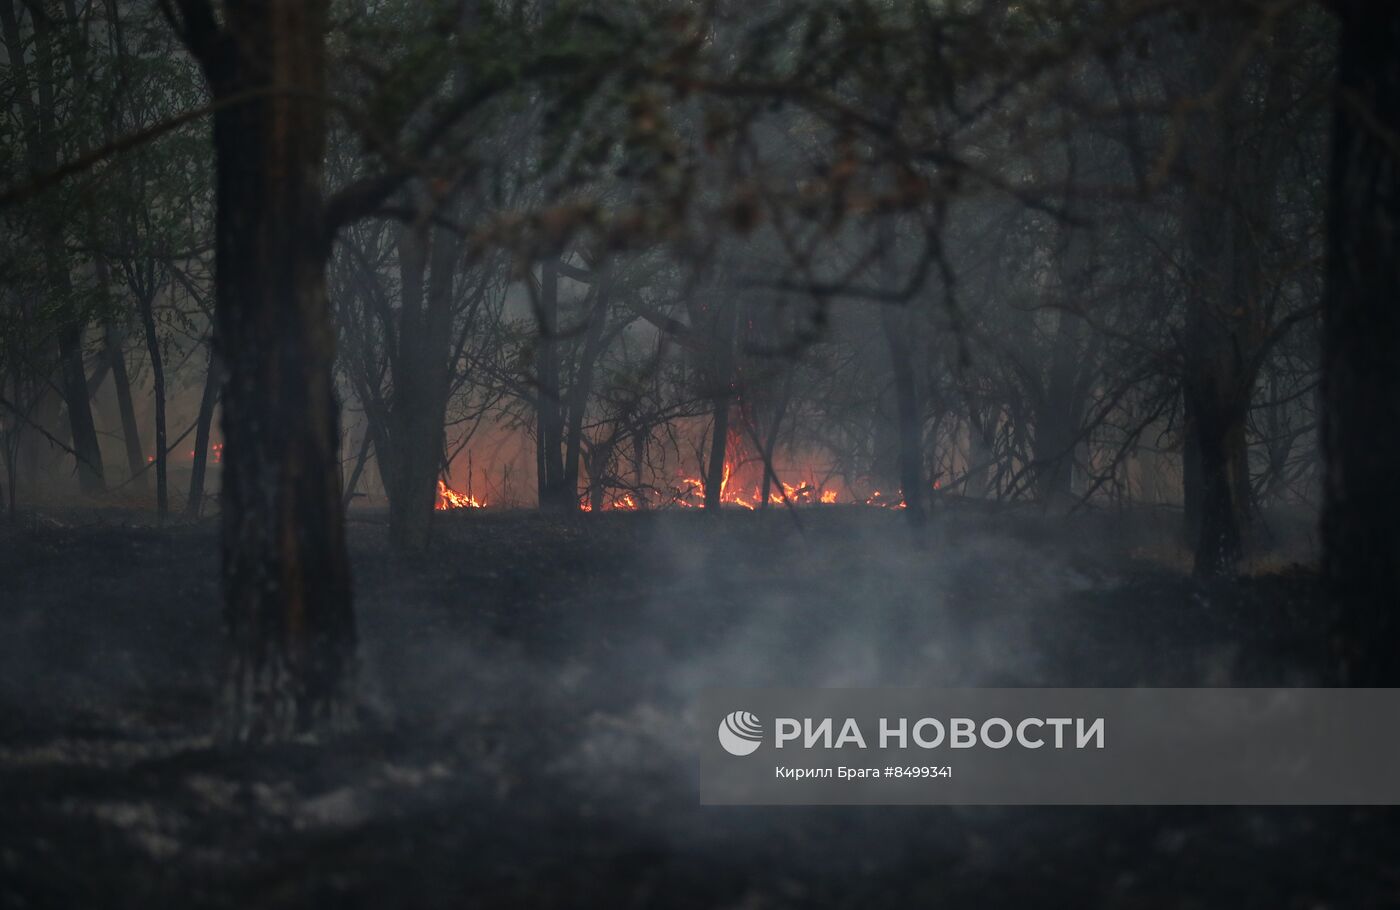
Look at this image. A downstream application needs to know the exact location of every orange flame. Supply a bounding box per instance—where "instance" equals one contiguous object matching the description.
[435,479,485,510]
[669,455,840,510]
[581,492,640,512]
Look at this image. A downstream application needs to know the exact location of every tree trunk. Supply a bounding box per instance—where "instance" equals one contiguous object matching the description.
[1,369,17,520]
[1032,309,1087,509]
[381,216,457,551]
[758,374,794,509]
[702,292,738,511]
[869,387,901,494]
[137,290,169,519]
[881,301,927,527]
[585,440,611,512]
[342,429,373,512]
[704,397,731,511]
[184,0,355,742]
[1183,378,1250,577]
[90,206,145,491]
[1180,21,1257,578]
[185,347,220,519]
[562,281,610,501]
[964,409,994,499]
[1322,2,1400,683]
[54,321,106,494]
[103,321,146,490]
[876,218,926,527]
[535,259,571,510]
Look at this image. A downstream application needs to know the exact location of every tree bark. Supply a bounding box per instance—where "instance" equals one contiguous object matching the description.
[1032,309,1087,508]
[342,429,373,512]
[702,292,739,511]
[137,288,169,519]
[964,408,995,498]
[54,320,106,494]
[881,300,927,527]
[1322,2,1400,683]
[103,320,147,491]
[562,281,610,502]
[1179,21,1259,578]
[185,346,220,519]
[380,215,458,550]
[875,217,927,527]
[535,259,571,510]
[704,394,731,511]
[757,373,794,509]
[176,0,356,741]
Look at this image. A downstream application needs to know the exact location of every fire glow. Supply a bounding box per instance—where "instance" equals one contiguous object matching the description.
[434,447,932,512]
[435,479,485,510]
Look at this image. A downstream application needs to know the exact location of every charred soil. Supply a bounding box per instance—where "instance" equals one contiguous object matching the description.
[0,505,1391,909]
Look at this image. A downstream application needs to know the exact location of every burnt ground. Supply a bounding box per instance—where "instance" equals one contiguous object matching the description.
[0,503,1396,909]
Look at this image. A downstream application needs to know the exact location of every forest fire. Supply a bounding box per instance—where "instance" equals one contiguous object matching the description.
[435,479,485,510]
[437,447,926,512]
[601,454,872,511]
[580,493,638,512]
[434,432,933,512]
[864,490,907,509]
[4,1,1383,905]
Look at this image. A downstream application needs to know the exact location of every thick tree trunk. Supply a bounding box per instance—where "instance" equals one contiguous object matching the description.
[1180,22,1258,579]
[1182,408,1201,544]
[964,409,994,499]
[875,218,926,527]
[185,347,219,519]
[1032,310,1087,509]
[562,282,610,502]
[192,0,355,742]
[1,368,16,519]
[381,217,457,551]
[704,396,731,511]
[757,374,794,509]
[702,292,739,511]
[1183,379,1250,577]
[103,321,146,490]
[361,3,476,544]
[342,429,373,512]
[137,290,169,519]
[585,441,611,513]
[632,433,646,505]
[535,259,571,510]
[1322,3,1400,683]
[869,392,901,494]
[881,301,927,527]
[54,320,105,494]
[90,209,145,491]
[1034,184,1094,511]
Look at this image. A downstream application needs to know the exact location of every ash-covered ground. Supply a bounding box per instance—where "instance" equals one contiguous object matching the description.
[1,504,1395,908]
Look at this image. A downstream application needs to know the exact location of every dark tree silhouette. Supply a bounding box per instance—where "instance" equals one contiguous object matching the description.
[1321,1,1400,682]
[0,0,106,493]
[163,0,355,740]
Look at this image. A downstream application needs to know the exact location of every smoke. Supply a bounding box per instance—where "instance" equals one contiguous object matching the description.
[329,507,1176,858]
[0,505,1324,885]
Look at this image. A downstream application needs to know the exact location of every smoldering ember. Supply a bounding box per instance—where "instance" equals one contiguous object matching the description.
[1,1,1398,908]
